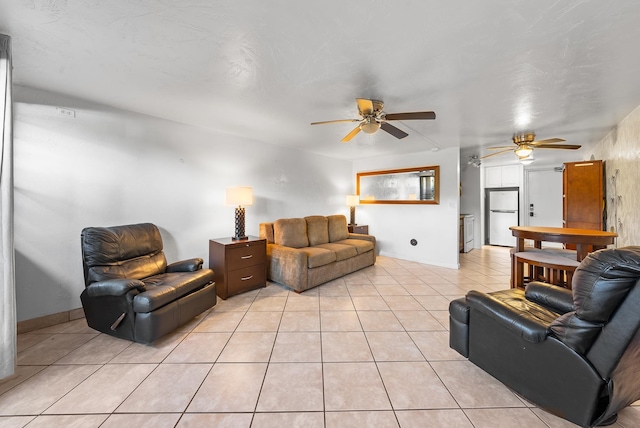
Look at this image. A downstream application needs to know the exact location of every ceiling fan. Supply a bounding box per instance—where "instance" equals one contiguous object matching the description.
[481,133,581,159]
[311,98,436,142]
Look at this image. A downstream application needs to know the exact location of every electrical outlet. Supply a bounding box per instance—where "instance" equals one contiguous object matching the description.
[56,107,76,118]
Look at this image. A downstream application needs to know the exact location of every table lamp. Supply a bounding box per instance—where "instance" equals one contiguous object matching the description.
[346,194,360,226]
[226,186,254,240]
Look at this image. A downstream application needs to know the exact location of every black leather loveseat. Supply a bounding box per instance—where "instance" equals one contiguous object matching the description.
[80,223,217,343]
[449,246,640,427]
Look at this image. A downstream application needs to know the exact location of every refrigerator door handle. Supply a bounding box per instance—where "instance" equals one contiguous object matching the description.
[491,210,517,213]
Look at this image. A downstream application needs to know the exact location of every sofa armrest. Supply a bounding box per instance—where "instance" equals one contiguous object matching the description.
[268,244,307,268]
[466,290,550,343]
[85,278,146,297]
[525,281,575,314]
[166,258,203,272]
[266,244,308,290]
[348,233,375,243]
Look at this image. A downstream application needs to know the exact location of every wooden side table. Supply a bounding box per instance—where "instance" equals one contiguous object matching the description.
[208,236,266,300]
[348,224,369,234]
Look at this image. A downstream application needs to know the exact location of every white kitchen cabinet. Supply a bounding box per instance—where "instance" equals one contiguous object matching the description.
[485,165,522,188]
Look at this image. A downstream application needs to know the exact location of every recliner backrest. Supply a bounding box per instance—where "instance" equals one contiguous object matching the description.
[550,247,640,354]
[586,277,640,378]
[81,223,167,286]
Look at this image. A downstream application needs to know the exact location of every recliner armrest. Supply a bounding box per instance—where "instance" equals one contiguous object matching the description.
[166,258,203,272]
[525,281,575,314]
[85,278,146,297]
[466,290,550,343]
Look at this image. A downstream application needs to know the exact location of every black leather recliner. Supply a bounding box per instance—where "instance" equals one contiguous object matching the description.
[449,246,640,428]
[80,223,217,344]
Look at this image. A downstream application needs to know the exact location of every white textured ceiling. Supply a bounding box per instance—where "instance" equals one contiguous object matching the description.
[3,0,640,162]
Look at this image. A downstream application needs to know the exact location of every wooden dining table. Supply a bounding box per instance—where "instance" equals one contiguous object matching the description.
[509,226,618,289]
[510,226,618,261]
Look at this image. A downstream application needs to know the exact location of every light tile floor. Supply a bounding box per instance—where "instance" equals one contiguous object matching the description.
[2,246,639,427]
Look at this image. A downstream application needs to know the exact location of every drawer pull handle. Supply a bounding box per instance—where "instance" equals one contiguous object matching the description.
[241,255,253,259]
[241,275,254,281]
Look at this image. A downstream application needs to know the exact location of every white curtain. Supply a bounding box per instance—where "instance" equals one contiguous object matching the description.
[0,34,16,380]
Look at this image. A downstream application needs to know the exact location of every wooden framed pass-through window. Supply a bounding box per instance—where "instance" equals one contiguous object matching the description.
[356,165,440,204]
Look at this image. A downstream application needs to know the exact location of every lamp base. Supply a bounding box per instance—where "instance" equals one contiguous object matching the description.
[349,206,356,226]
[233,207,247,240]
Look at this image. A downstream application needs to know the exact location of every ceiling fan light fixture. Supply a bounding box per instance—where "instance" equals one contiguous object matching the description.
[360,119,380,134]
[515,145,533,158]
[520,155,535,165]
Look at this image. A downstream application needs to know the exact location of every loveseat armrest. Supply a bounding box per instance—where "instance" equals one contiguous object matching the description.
[166,258,203,273]
[525,281,574,314]
[86,278,146,297]
[466,290,550,343]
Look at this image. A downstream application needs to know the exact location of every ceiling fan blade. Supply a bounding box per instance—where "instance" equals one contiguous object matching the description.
[341,126,361,143]
[384,111,436,121]
[310,119,360,125]
[486,145,515,150]
[380,122,409,139]
[531,138,566,146]
[536,144,582,150]
[481,148,513,159]
[356,98,374,116]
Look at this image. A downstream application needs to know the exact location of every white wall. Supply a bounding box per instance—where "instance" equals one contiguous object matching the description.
[352,148,460,269]
[13,86,353,322]
[590,103,640,247]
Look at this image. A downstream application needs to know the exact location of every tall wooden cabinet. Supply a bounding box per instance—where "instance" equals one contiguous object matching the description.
[563,160,604,231]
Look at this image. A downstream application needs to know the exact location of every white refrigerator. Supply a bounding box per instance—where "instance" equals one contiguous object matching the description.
[488,190,519,247]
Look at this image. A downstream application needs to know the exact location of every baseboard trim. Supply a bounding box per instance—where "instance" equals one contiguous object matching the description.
[17,308,85,334]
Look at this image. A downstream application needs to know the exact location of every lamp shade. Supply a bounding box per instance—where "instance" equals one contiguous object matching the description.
[346,195,360,207]
[226,187,254,207]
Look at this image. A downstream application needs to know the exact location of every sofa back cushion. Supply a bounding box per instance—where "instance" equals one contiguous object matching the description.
[274,218,309,248]
[259,222,275,244]
[327,215,349,242]
[305,216,329,246]
[81,223,167,285]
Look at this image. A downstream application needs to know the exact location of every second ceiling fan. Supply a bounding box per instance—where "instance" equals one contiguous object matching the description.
[311,98,436,142]
[481,133,582,159]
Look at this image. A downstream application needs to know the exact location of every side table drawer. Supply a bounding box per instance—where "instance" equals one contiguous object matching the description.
[228,243,266,270]
[228,264,266,295]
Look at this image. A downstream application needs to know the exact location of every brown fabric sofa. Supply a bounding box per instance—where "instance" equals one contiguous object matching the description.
[259,215,376,292]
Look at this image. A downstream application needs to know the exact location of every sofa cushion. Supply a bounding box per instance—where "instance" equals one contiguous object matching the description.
[274,218,309,248]
[327,215,349,242]
[334,239,375,254]
[316,243,358,261]
[299,247,337,268]
[305,216,330,246]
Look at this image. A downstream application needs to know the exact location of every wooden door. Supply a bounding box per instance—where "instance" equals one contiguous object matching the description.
[563,160,604,231]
